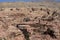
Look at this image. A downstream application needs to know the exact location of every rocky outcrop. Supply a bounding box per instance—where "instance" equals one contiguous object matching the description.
[0,3,60,40]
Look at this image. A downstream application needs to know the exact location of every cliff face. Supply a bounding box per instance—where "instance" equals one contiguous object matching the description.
[0,2,60,40]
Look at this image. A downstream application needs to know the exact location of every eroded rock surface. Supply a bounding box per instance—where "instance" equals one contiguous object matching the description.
[0,3,60,40]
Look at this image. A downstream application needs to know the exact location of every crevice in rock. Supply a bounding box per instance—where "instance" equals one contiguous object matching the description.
[10,9,13,11]
[43,28,57,39]
[23,17,31,22]
[41,16,54,21]
[16,24,30,40]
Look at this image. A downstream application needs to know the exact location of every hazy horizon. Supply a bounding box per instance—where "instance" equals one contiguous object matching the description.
[0,0,60,2]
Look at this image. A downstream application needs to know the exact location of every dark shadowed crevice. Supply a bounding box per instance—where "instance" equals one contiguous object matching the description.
[20,29,30,40]
[16,24,30,40]
[10,9,13,11]
[47,11,50,15]
[43,28,57,39]
[41,16,54,21]
[23,17,31,22]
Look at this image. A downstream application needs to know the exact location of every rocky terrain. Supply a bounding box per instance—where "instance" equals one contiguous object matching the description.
[0,2,60,40]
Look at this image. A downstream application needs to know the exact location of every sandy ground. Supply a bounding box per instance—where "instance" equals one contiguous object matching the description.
[0,2,60,40]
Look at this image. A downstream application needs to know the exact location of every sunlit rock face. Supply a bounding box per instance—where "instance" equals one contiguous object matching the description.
[0,2,60,40]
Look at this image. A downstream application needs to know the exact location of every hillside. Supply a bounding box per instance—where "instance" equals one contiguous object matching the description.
[0,2,60,40]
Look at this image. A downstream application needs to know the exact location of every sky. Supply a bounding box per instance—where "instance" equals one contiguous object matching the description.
[0,0,60,2]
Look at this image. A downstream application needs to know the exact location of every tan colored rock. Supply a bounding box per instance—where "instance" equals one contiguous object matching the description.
[0,2,60,40]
